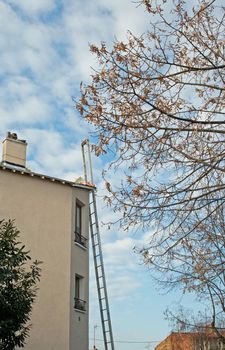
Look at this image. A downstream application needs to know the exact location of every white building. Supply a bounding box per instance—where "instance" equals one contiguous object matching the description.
[0,132,92,350]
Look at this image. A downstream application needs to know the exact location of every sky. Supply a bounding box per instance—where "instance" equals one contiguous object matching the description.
[0,1,200,349]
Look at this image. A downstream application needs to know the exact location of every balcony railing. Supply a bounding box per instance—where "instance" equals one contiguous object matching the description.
[74,297,86,311]
[74,232,87,248]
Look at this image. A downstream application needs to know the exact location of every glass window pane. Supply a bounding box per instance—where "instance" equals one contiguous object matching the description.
[76,204,81,233]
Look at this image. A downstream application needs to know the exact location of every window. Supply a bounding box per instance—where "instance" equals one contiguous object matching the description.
[75,201,87,248]
[75,202,82,235]
[74,274,86,311]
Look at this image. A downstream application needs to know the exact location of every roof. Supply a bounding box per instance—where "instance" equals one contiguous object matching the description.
[0,162,95,191]
[155,331,225,350]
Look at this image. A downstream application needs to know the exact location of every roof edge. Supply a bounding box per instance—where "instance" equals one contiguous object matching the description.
[0,163,95,191]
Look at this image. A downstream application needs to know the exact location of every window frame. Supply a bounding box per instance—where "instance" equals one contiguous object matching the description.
[74,200,87,248]
[74,274,86,312]
[75,202,82,235]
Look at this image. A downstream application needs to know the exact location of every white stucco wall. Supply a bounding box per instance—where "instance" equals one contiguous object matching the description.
[0,169,89,350]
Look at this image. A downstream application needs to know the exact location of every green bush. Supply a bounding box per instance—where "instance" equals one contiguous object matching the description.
[0,219,42,349]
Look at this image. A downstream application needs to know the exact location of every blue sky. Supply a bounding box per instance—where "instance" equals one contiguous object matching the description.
[0,1,201,349]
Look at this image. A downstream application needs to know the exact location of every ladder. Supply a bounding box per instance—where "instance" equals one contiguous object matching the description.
[81,139,115,350]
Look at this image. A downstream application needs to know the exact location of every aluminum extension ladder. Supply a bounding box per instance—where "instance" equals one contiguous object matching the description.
[81,139,115,350]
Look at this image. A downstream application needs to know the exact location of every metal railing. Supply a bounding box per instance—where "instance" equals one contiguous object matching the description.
[74,298,86,311]
[74,232,87,248]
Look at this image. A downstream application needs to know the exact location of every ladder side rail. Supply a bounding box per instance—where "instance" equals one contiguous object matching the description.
[81,142,88,182]
[91,190,115,350]
[87,140,94,184]
[81,139,93,184]
[89,204,109,349]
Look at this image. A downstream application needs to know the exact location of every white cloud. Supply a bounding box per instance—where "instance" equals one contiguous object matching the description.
[0,0,150,137]
[5,0,56,15]
[0,2,169,346]
[0,0,152,304]
[97,0,150,39]
[89,229,152,302]
[0,77,52,130]
[104,237,138,268]
[18,128,81,177]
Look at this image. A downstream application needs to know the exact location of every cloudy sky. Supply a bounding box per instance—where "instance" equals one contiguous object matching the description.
[0,1,199,349]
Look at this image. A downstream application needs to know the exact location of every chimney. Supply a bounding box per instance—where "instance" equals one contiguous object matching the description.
[2,132,27,168]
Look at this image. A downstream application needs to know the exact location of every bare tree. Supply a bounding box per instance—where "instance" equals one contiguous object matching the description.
[77,0,225,338]
[77,0,225,232]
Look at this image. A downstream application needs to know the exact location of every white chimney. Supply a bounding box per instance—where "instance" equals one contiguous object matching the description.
[2,132,27,168]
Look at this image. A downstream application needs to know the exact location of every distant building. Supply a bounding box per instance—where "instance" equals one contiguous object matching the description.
[0,132,93,350]
[155,331,225,350]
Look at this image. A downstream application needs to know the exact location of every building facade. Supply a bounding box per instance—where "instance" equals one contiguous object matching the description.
[155,332,225,350]
[0,132,92,350]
